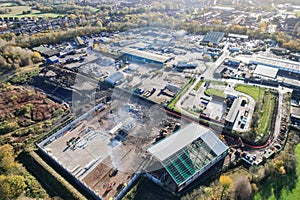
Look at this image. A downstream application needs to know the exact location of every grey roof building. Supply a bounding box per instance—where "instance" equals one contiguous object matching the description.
[120,47,173,65]
[105,71,124,86]
[148,123,228,192]
[201,31,225,45]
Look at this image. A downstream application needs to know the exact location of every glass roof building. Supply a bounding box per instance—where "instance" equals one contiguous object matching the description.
[148,123,228,191]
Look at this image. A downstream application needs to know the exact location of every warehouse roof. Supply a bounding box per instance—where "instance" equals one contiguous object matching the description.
[291,106,300,118]
[105,71,124,85]
[251,56,300,74]
[225,98,242,123]
[148,123,228,185]
[121,47,172,64]
[254,65,278,79]
[130,42,150,50]
[228,33,249,39]
[33,46,59,57]
[202,31,225,44]
[74,36,85,46]
[148,123,227,163]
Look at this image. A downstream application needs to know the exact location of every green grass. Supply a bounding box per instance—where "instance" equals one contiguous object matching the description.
[257,93,275,135]
[205,88,225,98]
[0,5,64,18]
[234,84,265,102]
[193,80,204,91]
[295,11,300,17]
[167,78,195,110]
[254,144,300,200]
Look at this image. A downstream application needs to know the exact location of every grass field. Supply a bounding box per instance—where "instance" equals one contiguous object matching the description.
[0,5,64,18]
[254,143,300,200]
[234,84,265,102]
[205,88,225,98]
[257,92,275,135]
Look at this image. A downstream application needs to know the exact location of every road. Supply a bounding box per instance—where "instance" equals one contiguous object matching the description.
[175,42,230,119]
[172,40,292,156]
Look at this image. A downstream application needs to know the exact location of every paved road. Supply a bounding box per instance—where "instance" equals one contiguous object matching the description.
[172,40,292,155]
[175,43,230,118]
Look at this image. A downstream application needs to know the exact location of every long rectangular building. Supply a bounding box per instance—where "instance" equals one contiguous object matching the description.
[225,97,242,124]
[120,47,173,65]
[251,56,300,75]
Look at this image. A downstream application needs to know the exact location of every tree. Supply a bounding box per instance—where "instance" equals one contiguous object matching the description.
[219,175,233,199]
[234,176,252,200]
[31,52,42,63]
[0,175,26,199]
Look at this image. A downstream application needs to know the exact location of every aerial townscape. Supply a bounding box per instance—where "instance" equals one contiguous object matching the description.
[0,0,300,200]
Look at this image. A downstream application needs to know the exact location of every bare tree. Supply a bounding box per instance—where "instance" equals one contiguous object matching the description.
[234,176,252,200]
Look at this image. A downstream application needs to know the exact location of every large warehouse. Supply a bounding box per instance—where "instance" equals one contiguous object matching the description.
[147,123,228,192]
[250,56,300,75]
[201,31,225,45]
[120,47,173,66]
[254,65,279,79]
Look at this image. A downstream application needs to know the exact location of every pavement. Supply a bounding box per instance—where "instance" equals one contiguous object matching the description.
[172,40,293,166]
[175,42,230,119]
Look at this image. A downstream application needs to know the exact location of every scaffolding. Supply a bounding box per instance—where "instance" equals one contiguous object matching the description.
[161,138,217,185]
[148,123,228,187]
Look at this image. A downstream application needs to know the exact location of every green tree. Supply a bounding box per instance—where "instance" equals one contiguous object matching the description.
[0,175,26,199]
[220,175,233,199]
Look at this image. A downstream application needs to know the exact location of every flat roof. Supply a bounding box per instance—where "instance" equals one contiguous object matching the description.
[75,36,84,45]
[105,71,124,84]
[228,33,249,39]
[148,123,228,162]
[32,46,59,57]
[291,106,300,117]
[121,47,172,64]
[254,64,278,79]
[225,98,242,123]
[252,56,300,75]
[130,42,150,49]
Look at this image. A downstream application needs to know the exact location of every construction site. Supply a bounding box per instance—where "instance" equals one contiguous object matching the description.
[37,90,187,200]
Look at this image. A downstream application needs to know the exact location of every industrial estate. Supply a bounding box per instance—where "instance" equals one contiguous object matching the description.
[0,0,300,200]
[33,27,299,199]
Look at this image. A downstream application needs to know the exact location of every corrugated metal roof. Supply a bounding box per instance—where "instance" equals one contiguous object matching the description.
[120,47,172,64]
[105,71,124,84]
[148,123,228,162]
[202,31,225,44]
